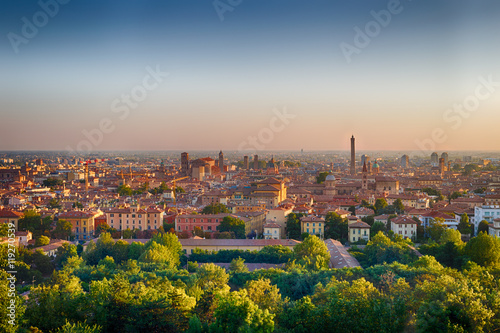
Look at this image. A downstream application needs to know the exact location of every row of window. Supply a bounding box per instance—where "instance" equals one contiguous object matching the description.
[305,222,321,227]
[109,213,158,218]
[352,229,368,235]
[183,218,219,223]
[178,225,213,231]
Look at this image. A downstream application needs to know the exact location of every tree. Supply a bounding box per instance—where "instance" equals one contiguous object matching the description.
[438,228,463,245]
[196,263,230,293]
[422,188,441,196]
[139,241,179,269]
[117,184,133,196]
[449,191,462,201]
[374,198,388,213]
[392,198,405,214]
[72,201,83,209]
[48,198,61,209]
[35,235,50,247]
[245,278,282,315]
[217,216,246,239]
[477,220,489,235]
[229,257,249,273]
[43,178,63,187]
[457,213,472,235]
[316,172,329,184]
[371,221,386,236]
[324,212,348,241]
[53,219,72,240]
[54,243,78,269]
[363,232,415,266]
[285,213,303,240]
[464,232,500,267]
[427,217,447,242]
[202,203,230,214]
[293,235,330,269]
[31,249,55,275]
[211,290,274,333]
[95,223,110,236]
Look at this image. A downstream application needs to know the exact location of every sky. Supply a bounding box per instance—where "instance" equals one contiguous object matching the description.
[1,0,500,153]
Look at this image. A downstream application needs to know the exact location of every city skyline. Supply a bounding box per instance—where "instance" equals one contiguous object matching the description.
[2,0,500,152]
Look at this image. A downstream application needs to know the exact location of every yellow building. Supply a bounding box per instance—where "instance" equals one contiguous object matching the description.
[0,209,24,231]
[263,222,281,239]
[105,205,165,232]
[300,216,325,238]
[59,210,103,241]
[348,220,370,243]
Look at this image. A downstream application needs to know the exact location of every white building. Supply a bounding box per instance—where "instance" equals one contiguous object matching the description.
[390,215,417,239]
[489,218,500,237]
[474,205,500,234]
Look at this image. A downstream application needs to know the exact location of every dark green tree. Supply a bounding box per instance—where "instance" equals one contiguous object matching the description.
[217,216,246,239]
[202,203,230,214]
[457,213,472,235]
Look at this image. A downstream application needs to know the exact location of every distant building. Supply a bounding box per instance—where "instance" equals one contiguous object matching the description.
[390,215,417,239]
[431,152,439,166]
[0,209,24,231]
[441,152,449,165]
[243,156,249,170]
[474,205,500,234]
[300,216,325,237]
[253,155,259,170]
[219,150,224,172]
[348,219,370,243]
[59,210,103,241]
[105,205,164,233]
[489,218,500,237]
[401,155,409,169]
[181,152,189,176]
[263,222,281,239]
[350,135,356,175]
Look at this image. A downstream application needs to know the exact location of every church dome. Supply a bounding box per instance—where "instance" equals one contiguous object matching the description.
[373,162,380,168]
[325,174,336,181]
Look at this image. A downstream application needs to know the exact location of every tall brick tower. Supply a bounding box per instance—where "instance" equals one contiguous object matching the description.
[181,152,189,177]
[350,135,356,175]
[219,150,224,172]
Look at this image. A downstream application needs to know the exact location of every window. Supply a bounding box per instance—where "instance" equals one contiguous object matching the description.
[132,214,135,218]
[178,226,181,231]
[307,223,309,226]
[313,223,315,227]
[201,226,203,230]
[307,228,309,233]
[208,226,212,231]
[313,228,316,234]
[318,223,321,227]
[110,214,114,217]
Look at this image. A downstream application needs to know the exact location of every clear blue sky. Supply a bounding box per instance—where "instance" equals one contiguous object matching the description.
[1,0,500,152]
